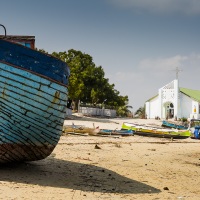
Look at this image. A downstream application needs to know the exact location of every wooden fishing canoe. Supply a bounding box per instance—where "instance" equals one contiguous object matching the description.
[0,39,70,163]
[122,122,191,139]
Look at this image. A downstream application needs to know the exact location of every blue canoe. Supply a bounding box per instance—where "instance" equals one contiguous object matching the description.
[162,120,188,130]
[0,39,70,163]
[98,129,134,136]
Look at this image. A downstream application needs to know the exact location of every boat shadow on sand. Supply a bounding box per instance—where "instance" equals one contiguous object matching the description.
[0,157,161,194]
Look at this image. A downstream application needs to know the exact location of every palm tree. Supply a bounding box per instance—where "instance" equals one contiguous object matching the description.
[117,105,133,117]
[134,106,146,119]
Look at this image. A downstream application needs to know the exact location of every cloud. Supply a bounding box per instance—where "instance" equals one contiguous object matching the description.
[139,54,200,70]
[108,0,200,15]
[137,54,200,82]
[108,53,200,83]
[108,53,200,93]
[138,55,188,71]
[108,54,200,79]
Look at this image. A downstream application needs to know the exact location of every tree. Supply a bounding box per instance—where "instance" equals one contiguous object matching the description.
[116,96,133,117]
[52,50,87,110]
[134,106,146,119]
[52,49,130,114]
[36,48,48,54]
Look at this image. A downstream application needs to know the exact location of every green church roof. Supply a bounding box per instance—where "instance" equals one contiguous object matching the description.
[146,94,158,102]
[180,88,200,102]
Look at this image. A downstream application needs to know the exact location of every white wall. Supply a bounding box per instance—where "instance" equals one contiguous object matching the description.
[179,93,192,118]
[145,96,159,118]
[145,102,150,118]
[179,93,200,119]
[79,107,116,117]
[66,108,72,116]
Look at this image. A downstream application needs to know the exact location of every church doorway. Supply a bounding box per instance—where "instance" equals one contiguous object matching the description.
[164,102,174,119]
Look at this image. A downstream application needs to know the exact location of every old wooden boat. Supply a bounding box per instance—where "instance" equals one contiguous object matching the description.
[122,122,191,139]
[62,123,100,135]
[162,120,188,130]
[97,129,134,136]
[0,32,70,163]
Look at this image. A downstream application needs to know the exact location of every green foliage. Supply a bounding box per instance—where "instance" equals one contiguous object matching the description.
[117,105,133,117]
[52,49,131,114]
[36,48,48,54]
[116,96,133,117]
[181,117,188,122]
[135,106,146,119]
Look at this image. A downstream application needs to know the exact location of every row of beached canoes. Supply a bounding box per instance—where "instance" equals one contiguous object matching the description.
[62,123,134,137]
[121,122,190,139]
[121,119,200,139]
[63,119,200,140]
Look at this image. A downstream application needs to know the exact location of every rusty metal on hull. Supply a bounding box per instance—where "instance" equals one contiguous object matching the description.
[0,143,55,163]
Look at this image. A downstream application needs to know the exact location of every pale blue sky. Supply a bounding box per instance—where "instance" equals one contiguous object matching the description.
[1,0,200,111]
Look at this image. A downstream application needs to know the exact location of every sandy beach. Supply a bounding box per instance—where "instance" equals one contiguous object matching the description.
[0,116,200,200]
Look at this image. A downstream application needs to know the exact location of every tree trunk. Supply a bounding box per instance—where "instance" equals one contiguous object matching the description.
[72,100,79,112]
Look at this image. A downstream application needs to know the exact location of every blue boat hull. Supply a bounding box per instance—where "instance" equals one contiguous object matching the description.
[162,120,188,130]
[0,40,69,163]
[98,129,134,136]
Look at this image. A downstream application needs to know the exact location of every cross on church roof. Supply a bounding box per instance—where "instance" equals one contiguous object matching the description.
[175,67,182,80]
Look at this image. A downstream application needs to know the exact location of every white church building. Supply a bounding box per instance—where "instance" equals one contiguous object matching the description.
[145,79,200,120]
